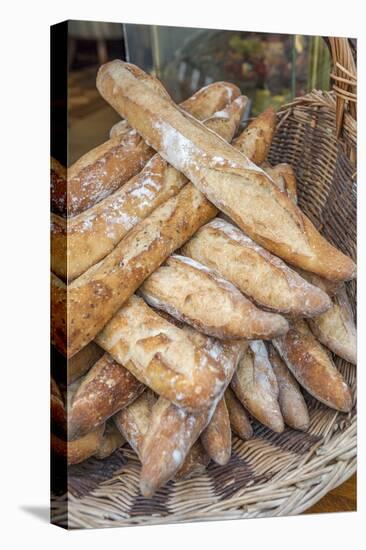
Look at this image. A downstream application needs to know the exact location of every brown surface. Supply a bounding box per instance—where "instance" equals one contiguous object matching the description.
[305,474,356,514]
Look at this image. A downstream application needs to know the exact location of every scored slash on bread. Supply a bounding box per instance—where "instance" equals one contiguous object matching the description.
[231,340,284,433]
[140,254,289,339]
[95,295,241,411]
[182,219,331,317]
[51,95,247,282]
[273,320,352,412]
[61,78,241,217]
[96,60,355,282]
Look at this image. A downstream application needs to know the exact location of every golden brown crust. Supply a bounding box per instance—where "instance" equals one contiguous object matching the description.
[225,387,253,440]
[268,344,310,431]
[96,295,231,411]
[273,320,352,412]
[93,421,125,459]
[96,60,355,282]
[233,107,277,164]
[200,398,231,465]
[51,424,105,465]
[51,95,245,282]
[67,341,105,384]
[182,219,331,317]
[140,398,210,497]
[231,341,284,433]
[140,254,288,339]
[308,285,357,365]
[68,353,144,440]
[262,162,298,205]
[67,184,217,357]
[174,441,210,480]
[65,81,240,217]
[113,390,156,454]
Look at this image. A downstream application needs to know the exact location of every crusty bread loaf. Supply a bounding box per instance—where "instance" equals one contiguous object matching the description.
[182,219,331,317]
[67,184,217,357]
[95,295,232,411]
[114,391,210,482]
[66,80,240,217]
[233,107,277,165]
[109,119,130,138]
[114,390,156,454]
[93,420,125,459]
[268,344,310,431]
[135,328,244,495]
[140,397,210,497]
[273,320,352,412]
[51,157,67,216]
[231,340,284,433]
[51,424,105,465]
[262,162,298,204]
[67,341,105,384]
[68,353,144,440]
[225,387,253,440]
[179,81,241,121]
[51,96,246,282]
[308,285,357,365]
[200,397,231,465]
[174,441,210,480]
[140,254,288,339]
[96,60,356,282]
[295,267,342,297]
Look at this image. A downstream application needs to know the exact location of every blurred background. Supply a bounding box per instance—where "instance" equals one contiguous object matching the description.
[67,21,332,163]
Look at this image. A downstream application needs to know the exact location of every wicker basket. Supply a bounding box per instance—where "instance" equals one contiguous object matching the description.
[50,87,357,529]
[51,36,357,528]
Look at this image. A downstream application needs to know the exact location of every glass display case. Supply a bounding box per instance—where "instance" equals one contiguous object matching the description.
[124,24,331,115]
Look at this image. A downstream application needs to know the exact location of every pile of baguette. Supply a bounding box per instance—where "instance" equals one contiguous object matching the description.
[51,61,357,498]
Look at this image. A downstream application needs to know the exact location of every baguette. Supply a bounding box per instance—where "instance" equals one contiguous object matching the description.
[225,387,253,440]
[96,295,233,411]
[51,96,247,281]
[66,80,240,216]
[113,390,156,454]
[93,420,125,459]
[182,219,331,317]
[51,157,67,216]
[114,391,210,481]
[308,286,357,365]
[262,162,298,204]
[233,107,277,164]
[67,341,105,384]
[273,320,352,412]
[231,340,284,433]
[67,184,217,357]
[295,267,342,297]
[140,254,288,339]
[140,398,211,496]
[51,424,105,465]
[139,335,244,495]
[200,397,231,465]
[97,60,355,282]
[68,353,144,440]
[268,344,310,431]
[109,119,131,138]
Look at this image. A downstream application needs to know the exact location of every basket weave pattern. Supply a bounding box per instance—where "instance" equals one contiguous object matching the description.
[51,91,356,529]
